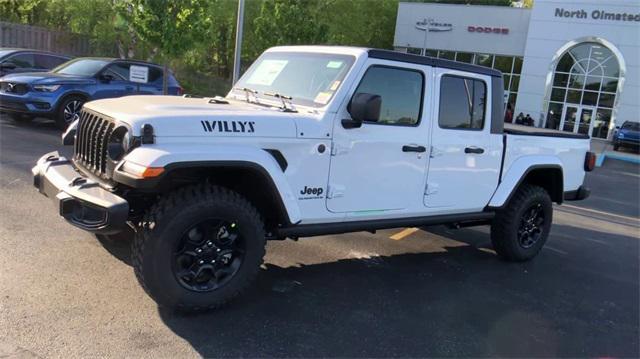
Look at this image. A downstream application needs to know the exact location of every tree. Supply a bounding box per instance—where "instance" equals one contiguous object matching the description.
[251,0,329,58]
[117,0,210,93]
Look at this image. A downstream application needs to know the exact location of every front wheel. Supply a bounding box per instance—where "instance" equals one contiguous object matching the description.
[55,95,84,130]
[613,143,620,151]
[490,184,553,261]
[132,184,266,311]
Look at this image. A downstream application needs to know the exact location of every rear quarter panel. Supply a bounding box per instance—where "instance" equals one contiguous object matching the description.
[489,134,590,207]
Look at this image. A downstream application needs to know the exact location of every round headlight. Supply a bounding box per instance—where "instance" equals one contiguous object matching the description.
[107,126,129,161]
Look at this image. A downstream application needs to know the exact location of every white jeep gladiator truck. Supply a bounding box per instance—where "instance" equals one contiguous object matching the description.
[32,46,595,311]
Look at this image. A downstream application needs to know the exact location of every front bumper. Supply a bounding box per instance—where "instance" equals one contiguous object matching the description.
[614,138,640,147]
[0,92,56,115]
[32,152,129,234]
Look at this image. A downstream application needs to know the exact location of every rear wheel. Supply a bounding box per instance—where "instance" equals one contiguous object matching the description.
[55,95,84,130]
[132,184,266,311]
[490,184,552,261]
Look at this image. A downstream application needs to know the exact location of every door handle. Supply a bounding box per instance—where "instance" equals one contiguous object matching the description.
[464,146,485,154]
[402,145,426,153]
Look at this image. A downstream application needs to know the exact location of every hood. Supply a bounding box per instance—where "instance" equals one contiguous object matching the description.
[83,95,328,139]
[1,72,95,85]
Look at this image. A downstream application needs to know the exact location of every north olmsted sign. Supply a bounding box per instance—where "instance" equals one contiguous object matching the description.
[554,8,640,22]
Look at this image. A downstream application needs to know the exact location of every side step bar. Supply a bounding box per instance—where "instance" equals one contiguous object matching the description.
[276,211,495,239]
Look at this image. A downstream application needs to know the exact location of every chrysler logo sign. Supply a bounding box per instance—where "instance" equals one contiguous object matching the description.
[415,18,453,32]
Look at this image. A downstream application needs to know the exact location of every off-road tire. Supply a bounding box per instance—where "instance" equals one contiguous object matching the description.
[490,184,552,262]
[132,184,266,311]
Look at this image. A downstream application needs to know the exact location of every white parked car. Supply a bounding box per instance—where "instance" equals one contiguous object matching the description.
[33,46,595,311]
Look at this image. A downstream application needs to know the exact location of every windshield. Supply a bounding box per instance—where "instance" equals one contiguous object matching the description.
[621,122,640,131]
[233,52,355,108]
[52,58,110,76]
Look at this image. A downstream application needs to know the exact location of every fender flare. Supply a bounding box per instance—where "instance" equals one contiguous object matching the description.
[117,144,302,224]
[488,156,564,208]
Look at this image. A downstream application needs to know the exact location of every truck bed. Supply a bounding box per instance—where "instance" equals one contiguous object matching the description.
[504,123,589,139]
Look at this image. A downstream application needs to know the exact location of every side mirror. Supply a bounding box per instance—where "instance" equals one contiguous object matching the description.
[0,62,17,70]
[99,73,115,82]
[344,92,381,129]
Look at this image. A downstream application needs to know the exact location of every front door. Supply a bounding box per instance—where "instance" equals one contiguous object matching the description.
[424,69,503,212]
[560,105,595,136]
[326,61,431,214]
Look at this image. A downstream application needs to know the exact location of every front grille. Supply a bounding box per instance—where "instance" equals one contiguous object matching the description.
[74,110,115,178]
[0,82,28,95]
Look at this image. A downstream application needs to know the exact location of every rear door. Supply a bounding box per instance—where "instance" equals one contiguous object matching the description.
[136,66,165,94]
[424,69,502,211]
[327,61,431,214]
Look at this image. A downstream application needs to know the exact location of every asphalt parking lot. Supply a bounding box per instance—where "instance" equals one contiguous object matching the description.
[0,115,638,358]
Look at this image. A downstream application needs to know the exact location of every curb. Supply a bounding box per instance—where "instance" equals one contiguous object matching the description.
[596,151,640,167]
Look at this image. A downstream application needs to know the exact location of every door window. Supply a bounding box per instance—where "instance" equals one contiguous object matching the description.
[353,66,423,126]
[103,63,131,81]
[5,53,34,68]
[438,75,486,130]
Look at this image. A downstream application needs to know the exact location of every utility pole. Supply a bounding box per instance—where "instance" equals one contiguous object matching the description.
[232,0,245,85]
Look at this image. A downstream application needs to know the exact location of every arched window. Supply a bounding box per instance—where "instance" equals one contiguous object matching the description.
[545,42,620,138]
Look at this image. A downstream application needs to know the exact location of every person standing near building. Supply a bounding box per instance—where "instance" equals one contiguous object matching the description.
[515,112,525,125]
[524,114,534,126]
[505,103,513,123]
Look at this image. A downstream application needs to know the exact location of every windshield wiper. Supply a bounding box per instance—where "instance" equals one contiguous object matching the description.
[264,92,297,112]
[234,87,259,104]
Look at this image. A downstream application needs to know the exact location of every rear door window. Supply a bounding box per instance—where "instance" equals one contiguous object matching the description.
[438,75,486,130]
[147,67,163,83]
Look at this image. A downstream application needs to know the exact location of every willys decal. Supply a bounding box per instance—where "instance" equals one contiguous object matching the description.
[201,120,255,133]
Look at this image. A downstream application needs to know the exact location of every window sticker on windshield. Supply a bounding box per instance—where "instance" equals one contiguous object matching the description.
[314,91,333,105]
[326,61,343,69]
[330,80,341,91]
[246,59,288,86]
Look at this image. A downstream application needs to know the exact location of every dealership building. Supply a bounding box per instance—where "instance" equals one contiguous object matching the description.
[393,0,639,139]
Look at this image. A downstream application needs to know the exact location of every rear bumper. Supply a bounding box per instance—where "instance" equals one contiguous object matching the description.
[32,152,129,234]
[563,186,591,201]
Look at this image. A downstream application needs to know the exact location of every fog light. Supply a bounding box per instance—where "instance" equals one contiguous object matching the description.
[33,102,51,109]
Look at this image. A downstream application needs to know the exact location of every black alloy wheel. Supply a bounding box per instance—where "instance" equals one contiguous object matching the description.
[174,219,245,292]
[517,203,544,248]
[62,99,83,124]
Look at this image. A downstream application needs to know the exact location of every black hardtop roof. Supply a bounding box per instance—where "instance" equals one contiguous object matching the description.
[367,49,502,78]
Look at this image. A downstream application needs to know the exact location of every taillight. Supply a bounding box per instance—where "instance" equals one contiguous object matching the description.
[584,151,596,172]
[176,87,184,96]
